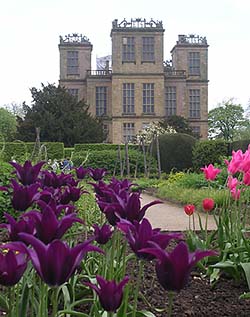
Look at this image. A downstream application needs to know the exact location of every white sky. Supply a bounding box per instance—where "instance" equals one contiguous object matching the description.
[0,0,249,110]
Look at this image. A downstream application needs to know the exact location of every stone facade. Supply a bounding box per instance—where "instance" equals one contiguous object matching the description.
[58,20,209,143]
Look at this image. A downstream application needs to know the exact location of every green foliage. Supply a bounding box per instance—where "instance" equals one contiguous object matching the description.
[64,147,74,159]
[72,149,157,175]
[0,161,14,221]
[154,133,196,173]
[160,115,195,137]
[0,142,64,162]
[208,99,248,141]
[16,83,106,146]
[230,139,250,153]
[74,143,138,152]
[0,108,17,141]
[192,139,229,170]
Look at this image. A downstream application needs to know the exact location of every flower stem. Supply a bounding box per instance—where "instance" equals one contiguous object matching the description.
[132,260,143,317]
[168,291,175,317]
[51,287,58,317]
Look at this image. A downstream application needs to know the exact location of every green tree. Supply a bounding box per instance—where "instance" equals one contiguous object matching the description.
[160,115,196,137]
[16,83,106,146]
[208,99,248,141]
[0,108,17,141]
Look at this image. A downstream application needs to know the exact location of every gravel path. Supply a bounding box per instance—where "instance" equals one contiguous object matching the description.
[142,193,217,231]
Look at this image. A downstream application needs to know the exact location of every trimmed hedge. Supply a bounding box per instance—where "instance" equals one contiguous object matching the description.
[72,149,157,175]
[154,133,197,173]
[74,143,139,152]
[0,142,64,162]
[64,147,74,159]
[192,139,229,170]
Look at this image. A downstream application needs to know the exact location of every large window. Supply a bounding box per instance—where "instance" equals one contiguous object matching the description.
[96,87,107,116]
[142,37,155,62]
[143,83,154,113]
[188,52,200,75]
[122,37,135,62]
[165,86,176,116]
[189,89,200,118]
[123,83,135,114]
[67,88,79,100]
[67,51,79,75]
[192,126,201,138]
[123,123,135,143]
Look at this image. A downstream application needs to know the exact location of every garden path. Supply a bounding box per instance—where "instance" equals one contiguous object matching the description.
[142,193,217,231]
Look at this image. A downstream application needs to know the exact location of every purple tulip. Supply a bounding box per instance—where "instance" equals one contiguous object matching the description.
[0,213,35,242]
[88,167,107,181]
[101,191,162,225]
[60,186,87,205]
[0,248,28,286]
[85,275,129,312]
[141,241,217,292]
[24,201,84,244]
[10,160,45,185]
[118,218,183,260]
[11,180,40,211]
[18,233,103,286]
[93,224,113,245]
[75,166,89,180]
[40,171,74,189]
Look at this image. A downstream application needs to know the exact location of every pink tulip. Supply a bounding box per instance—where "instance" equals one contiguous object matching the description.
[243,171,250,186]
[201,164,221,181]
[184,204,195,216]
[202,198,215,212]
[230,188,241,200]
[227,176,240,190]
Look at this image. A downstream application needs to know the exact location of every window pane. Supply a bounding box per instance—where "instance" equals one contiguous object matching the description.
[123,122,135,143]
[122,37,135,62]
[142,83,154,113]
[96,87,107,116]
[123,83,135,113]
[188,52,200,75]
[189,89,200,118]
[142,37,155,62]
[67,51,79,75]
[165,86,176,116]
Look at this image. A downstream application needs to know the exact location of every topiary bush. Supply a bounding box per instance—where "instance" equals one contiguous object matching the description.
[192,140,229,170]
[154,133,196,173]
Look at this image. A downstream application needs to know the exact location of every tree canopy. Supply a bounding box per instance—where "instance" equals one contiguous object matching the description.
[16,83,106,146]
[0,108,17,141]
[208,99,248,141]
[160,115,196,137]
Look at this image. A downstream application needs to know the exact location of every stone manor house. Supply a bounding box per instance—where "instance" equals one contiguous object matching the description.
[58,18,208,143]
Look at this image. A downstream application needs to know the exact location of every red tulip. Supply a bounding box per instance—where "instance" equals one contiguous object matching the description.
[184,204,195,216]
[202,198,215,212]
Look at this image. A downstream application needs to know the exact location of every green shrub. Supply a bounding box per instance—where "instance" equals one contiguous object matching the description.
[192,140,229,170]
[154,133,196,173]
[72,149,157,175]
[0,161,14,221]
[64,147,74,159]
[230,139,250,153]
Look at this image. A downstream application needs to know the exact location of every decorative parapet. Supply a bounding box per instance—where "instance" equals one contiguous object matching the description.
[87,70,112,77]
[177,34,207,45]
[59,33,91,45]
[112,18,163,30]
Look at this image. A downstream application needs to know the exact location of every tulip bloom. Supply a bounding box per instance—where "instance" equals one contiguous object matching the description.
[10,160,45,185]
[184,204,195,216]
[118,218,183,260]
[201,164,221,181]
[0,249,28,286]
[19,233,103,286]
[141,241,216,292]
[93,224,113,245]
[40,171,74,189]
[24,201,83,244]
[85,275,129,312]
[88,167,107,181]
[0,213,35,242]
[202,198,215,212]
[11,180,40,211]
[75,166,89,180]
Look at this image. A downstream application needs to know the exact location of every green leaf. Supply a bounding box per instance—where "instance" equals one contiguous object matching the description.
[18,283,30,316]
[239,292,250,299]
[57,310,89,317]
[241,262,250,291]
[0,293,8,312]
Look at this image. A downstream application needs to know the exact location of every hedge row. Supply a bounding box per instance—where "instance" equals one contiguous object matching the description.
[72,149,157,175]
[0,142,64,162]
[74,143,139,152]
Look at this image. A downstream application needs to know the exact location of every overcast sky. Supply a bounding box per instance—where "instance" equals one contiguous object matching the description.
[0,0,249,110]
